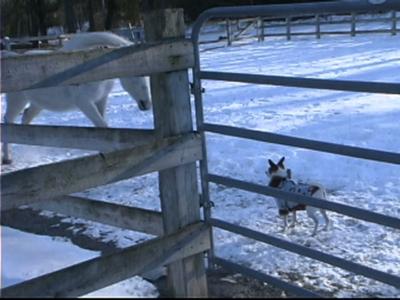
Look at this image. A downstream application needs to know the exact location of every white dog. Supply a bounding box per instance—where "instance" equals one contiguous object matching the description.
[266,157,329,235]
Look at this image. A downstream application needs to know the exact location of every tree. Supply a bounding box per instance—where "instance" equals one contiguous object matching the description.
[64,0,77,33]
[87,0,96,31]
[104,0,116,30]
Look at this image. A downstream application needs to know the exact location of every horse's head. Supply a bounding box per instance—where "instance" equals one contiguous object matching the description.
[266,157,291,179]
[119,76,152,111]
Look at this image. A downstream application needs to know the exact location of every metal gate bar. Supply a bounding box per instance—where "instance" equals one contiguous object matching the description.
[203,123,400,165]
[208,174,400,230]
[211,218,400,288]
[200,71,400,95]
[191,0,400,296]
[211,256,321,298]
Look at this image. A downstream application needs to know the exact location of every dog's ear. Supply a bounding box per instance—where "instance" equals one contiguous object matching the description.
[278,157,285,168]
[268,159,276,168]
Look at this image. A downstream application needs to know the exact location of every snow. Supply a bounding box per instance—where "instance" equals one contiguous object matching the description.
[1,227,99,288]
[1,14,400,297]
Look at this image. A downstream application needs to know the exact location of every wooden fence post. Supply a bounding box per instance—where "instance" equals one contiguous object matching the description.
[257,17,265,42]
[286,17,291,40]
[226,18,232,46]
[391,10,397,36]
[351,13,356,36]
[143,8,208,298]
[316,14,321,39]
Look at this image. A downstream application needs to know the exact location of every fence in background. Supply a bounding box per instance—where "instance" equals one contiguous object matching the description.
[1,26,144,51]
[201,9,398,47]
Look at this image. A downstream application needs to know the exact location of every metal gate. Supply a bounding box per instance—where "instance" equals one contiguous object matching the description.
[191,0,400,297]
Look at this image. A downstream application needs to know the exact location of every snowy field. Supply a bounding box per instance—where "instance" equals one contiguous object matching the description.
[1,16,400,297]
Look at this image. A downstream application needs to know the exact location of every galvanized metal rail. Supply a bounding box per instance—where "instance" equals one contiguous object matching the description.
[191,0,400,297]
[210,218,400,289]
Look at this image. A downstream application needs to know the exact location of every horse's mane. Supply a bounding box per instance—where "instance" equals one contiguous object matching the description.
[61,32,132,51]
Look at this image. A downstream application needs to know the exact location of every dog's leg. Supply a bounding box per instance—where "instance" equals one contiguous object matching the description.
[282,215,288,233]
[289,211,296,228]
[307,208,319,236]
[321,209,330,231]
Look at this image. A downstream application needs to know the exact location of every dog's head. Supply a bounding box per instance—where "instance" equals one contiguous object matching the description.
[266,157,291,179]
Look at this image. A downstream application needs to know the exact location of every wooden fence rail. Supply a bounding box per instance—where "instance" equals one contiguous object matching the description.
[219,10,399,46]
[1,39,193,93]
[1,222,210,298]
[0,124,156,151]
[1,133,202,211]
[29,196,164,236]
[259,12,400,41]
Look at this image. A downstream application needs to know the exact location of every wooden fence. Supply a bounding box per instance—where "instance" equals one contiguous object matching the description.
[2,9,398,52]
[0,9,210,298]
[208,9,399,47]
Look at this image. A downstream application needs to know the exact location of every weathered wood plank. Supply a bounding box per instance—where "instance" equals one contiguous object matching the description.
[144,9,208,298]
[0,222,210,298]
[29,196,163,236]
[1,133,202,211]
[1,39,194,93]
[0,123,156,151]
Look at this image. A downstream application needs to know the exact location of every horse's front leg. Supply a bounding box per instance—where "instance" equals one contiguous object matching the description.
[2,92,29,164]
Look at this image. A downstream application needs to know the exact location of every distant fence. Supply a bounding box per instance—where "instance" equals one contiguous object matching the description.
[1,26,144,51]
[200,9,398,47]
[2,9,398,52]
[1,34,69,50]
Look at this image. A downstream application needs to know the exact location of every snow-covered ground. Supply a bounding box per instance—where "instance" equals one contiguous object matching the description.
[1,14,399,297]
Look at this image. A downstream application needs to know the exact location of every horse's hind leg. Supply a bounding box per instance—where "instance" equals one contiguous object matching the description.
[307,208,319,236]
[2,92,29,164]
[76,101,108,127]
[95,97,108,118]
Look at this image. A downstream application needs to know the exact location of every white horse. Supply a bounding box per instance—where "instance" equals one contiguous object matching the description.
[2,32,152,164]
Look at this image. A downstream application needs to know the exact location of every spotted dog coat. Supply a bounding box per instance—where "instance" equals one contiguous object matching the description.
[274,179,320,216]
